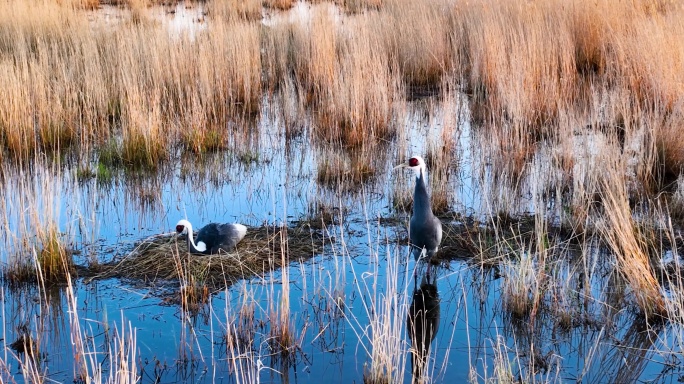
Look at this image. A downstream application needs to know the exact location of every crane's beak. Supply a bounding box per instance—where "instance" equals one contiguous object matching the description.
[393,161,408,170]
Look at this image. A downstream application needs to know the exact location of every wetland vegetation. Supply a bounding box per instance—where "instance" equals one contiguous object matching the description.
[2,0,684,382]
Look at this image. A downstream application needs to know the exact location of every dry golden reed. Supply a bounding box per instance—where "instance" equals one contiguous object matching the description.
[207,0,262,21]
[599,162,665,318]
[457,0,577,130]
[383,0,450,93]
[1,0,684,190]
[0,0,262,165]
[0,160,75,285]
[264,0,294,11]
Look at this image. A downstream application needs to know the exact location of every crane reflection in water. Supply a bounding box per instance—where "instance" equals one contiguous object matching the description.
[407,270,441,383]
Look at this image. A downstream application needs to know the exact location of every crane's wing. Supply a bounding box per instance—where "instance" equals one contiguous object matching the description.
[211,223,247,253]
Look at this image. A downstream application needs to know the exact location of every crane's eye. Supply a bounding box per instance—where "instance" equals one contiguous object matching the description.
[176,225,185,233]
[409,158,419,167]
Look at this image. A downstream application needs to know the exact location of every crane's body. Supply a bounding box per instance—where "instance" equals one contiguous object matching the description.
[395,156,443,267]
[176,219,247,255]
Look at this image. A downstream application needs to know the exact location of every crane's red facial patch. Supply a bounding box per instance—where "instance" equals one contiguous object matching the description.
[176,225,185,233]
[409,158,419,167]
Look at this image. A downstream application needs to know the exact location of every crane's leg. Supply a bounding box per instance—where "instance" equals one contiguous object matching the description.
[411,246,422,278]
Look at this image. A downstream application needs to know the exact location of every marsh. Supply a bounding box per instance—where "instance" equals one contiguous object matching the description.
[1,0,684,383]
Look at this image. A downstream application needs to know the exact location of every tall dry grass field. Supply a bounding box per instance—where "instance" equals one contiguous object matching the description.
[266,4,401,147]
[2,0,683,179]
[0,0,101,160]
[326,15,399,147]
[383,0,451,94]
[294,4,338,106]
[455,1,577,131]
[451,0,684,196]
[207,0,262,21]
[0,0,262,165]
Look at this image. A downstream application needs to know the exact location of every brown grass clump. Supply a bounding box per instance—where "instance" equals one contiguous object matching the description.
[127,0,150,24]
[607,8,684,111]
[199,20,263,119]
[3,225,74,286]
[363,369,390,384]
[176,275,211,314]
[226,288,258,348]
[269,288,296,360]
[1,159,76,286]
[281,4,339,109]
[260,22,291,92]
[654,104,684,186]
[0,66,33,160]
[37,225,75,284]
[318,15,399,147]
[425,115,458,215]
[274,5,398,147]
[565,0,617,76]
[337,0,382,14]
[306,4,338,105]
[121,125,166,170]
[502,248,539,318]
[207,0,262,21]
[599,164,665,318]
[390,220,479,265]
[458,0,576,131]
[668,175,684,224]
[383,0,450,96]
[90,224,324,290]
[9,331,40,358]
[316,150,377,189]
[3,257,37,286]
[264,0,294,11]
[181,127,227,154]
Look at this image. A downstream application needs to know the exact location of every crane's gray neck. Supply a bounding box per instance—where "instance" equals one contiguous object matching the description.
[413,170,433,218]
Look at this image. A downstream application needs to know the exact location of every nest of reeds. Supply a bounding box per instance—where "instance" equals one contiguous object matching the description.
[431,222,483,263]
[386,217,483,264]
[89,223,325,291]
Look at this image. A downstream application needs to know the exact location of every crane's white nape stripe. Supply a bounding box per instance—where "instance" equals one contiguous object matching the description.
[196,241,207,252]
